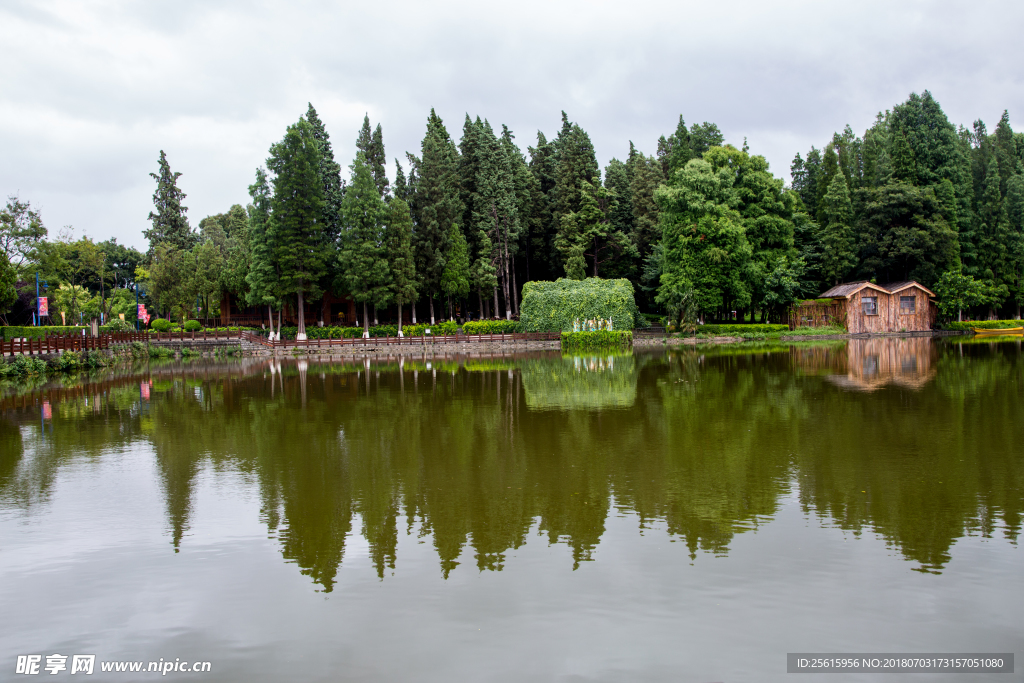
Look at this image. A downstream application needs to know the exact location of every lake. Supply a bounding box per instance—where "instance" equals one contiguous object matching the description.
[1,337,1021,682]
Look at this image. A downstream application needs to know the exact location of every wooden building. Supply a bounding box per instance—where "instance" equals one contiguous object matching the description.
[813,281,937,333]
[219,291,359,328]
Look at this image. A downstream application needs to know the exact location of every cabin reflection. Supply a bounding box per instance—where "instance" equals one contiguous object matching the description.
[793,338,936,391]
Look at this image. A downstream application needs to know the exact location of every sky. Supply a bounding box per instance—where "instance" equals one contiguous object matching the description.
[2,0,1022,251]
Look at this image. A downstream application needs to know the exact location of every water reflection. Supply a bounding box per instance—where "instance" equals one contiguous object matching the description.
[1,339,1021,589]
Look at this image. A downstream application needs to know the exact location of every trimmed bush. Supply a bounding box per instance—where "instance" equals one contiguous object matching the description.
[102,319,135,333]
[693,324,789,336]
[520,278,641,332]
[150,318,173,332]
[462,320,522,334]
[561,330,633,349]
[1,326,88,340]
[183,320,202,332]
[944,319,1022,331]
[277,321,459,340]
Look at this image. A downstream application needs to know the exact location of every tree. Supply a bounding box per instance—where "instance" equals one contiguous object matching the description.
[145,150,196,253]
[245,167,282,336]
[440,223,470,320]
[0,253,17,322]
[385,198,417,333]
[356,115,390,198]
[0,195,47,270]
[933,269,989,321]
[266,117,327,340]
[340,154,390,336]
[818,175,856,285]
[656,115,692,179]
[855,182,959,286]
[98,239,144,291]
[415,110,464,324]
[189,240,225,325]
[688,122,725,157]
[656,157,752,317]
[556,180,633,279]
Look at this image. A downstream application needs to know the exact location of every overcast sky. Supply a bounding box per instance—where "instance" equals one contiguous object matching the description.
[2,0,1021,251]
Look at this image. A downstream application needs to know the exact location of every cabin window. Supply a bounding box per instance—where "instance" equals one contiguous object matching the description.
[900,296,916,314]
[861,296,878,316]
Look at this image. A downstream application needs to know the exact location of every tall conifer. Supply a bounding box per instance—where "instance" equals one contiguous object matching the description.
[146,150,195,254]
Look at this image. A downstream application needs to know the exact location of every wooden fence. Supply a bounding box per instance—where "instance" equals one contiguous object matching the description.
[2,332,149,357]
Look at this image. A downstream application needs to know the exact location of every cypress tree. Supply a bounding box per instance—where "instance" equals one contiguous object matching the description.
[146,150,196,254]
[440,223,470,320]
[630,154,664,270]
[814,145,840,224]
[656,115,692,179]
[688,122,725,157]
[818,174,856,285]
[415,109,464,324]
[305,103,344,240]
[393,159,410,203]
[339,154,390,336]
[356,115,389,198]
[1004,170,1024,316]
[245,167,281,338]
[385,198,417,332]
[266,117,326,340]
[891,130,917,183]
[527,131,558,280]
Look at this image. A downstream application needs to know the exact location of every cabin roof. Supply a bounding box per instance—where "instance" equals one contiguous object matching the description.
[819,280,936,299]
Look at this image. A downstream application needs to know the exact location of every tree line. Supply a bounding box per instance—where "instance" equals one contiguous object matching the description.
[2,90,1021,329]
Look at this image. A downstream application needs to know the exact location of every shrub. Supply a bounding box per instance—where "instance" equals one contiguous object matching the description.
[150,318,173,332]
[780,325,847,337]
[944,319,1022,331]
[57,351,81,371]
[183,320,202,332]
[462,320,522,335]
[561,330,633,349]
[102,318,135,333]
[693,324,789,337]
[1,326,88,340]
[520,278,641,332]
[278,321,460,340]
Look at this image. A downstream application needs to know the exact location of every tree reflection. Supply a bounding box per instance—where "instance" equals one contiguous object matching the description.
[0,340,1021,589]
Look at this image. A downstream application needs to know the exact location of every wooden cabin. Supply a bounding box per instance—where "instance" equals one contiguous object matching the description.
[815,281,937,333]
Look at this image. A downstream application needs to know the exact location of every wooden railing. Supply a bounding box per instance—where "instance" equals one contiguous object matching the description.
[2,332,149,356]
[2,329,562,356]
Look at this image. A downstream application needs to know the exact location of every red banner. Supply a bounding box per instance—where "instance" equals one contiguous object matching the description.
[38,297,48,317]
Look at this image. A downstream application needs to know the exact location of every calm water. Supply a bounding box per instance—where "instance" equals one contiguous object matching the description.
[1,339,1021,682]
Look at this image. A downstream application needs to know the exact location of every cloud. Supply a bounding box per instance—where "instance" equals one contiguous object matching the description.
[2,0,1022,249]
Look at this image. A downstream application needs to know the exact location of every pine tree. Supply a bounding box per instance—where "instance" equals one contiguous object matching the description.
[415,109,464,324]
[527,131,558,280]
[146,150,195,254]
[385,198,417,332]
[814,145,840,224]
[555,179,632,278]
[818,175,856,285]
[266,117,327,339]
[551,112,599,228]
[339,154,390,335]
[687,122,725,157]
[393,159,410,203]
[629,154,664,270]
[1004,170,1024,316]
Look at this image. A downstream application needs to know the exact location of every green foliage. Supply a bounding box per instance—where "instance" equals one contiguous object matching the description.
[183,319,202,332]
[145,150,195,253]
[520,277,640,332]
[560,330,633,349]
[1,355,49,377]
[103,318,135,332]
[694,324,789,336]
[150,318,173,332]
[462,320,522,334]
[339,153,390,329]
[943,320,1023,331]
[278,320,459,340]
[1,326,87,340]
[933,269,992,319]
[779,324,848,336]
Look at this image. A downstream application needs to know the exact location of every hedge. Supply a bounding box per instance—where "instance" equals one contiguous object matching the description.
[944,320,1022,331]
[1,326,88,340]
[462,320,522,334]
[520,278,641,332]
[278,321,459,340]
[693,324,790,336]
[561,330,633,349]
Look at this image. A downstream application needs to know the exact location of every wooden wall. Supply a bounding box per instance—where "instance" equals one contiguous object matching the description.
[846,285,933,333]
